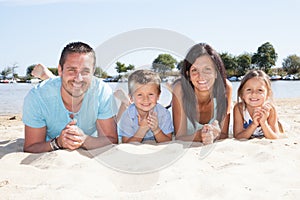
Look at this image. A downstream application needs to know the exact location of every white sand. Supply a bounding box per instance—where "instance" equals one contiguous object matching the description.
[0,98,300,199]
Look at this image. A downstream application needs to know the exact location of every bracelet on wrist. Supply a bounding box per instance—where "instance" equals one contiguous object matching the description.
[50,138,60,151]
[50,136,63,151]
[55,137,63,149]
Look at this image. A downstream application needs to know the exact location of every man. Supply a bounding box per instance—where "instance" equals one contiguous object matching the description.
[23,42,118,153]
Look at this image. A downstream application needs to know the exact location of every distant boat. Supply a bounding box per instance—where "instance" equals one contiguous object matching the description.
[0,79,17,84]
[270,75,281,80]
[228,76,238,81]
[118,77,128,82]
[26,78,41,84]
[283,74,297,80]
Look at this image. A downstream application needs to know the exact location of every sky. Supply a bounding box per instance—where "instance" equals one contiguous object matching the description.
[0,0,299,76]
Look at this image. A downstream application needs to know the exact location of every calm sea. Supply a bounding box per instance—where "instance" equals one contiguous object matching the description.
[1,80,300,115]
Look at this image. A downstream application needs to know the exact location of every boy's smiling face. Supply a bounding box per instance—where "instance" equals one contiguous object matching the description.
[130,83,160,113]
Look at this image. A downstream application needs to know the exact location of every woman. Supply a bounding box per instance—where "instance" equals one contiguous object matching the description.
[172,43,232,144]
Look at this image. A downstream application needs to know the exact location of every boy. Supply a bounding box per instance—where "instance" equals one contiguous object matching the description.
[118,69,173,143]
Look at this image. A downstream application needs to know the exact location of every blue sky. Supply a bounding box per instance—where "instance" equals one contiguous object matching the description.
[0,0,299,76]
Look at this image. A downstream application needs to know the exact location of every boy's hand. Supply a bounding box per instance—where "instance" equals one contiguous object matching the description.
[138,114,149,127]
[147,110,159,132]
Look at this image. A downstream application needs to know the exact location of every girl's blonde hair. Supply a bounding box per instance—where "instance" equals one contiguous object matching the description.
[237,69,273,104]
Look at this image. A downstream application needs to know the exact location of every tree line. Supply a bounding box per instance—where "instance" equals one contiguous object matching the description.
[103,41,299,78]
[1,42,299,81]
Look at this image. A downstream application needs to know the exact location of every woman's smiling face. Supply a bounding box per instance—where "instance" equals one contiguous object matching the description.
[189,55,216,92]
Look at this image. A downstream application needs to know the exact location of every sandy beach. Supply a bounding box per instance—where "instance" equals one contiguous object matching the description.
[0,98,300,199]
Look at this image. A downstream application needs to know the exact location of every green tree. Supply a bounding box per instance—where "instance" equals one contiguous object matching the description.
[176,60,184,71]
[282,54,300,74]
[251,42,278,73]
[127,64,135,71]
[26,65,36,77]
[26,65,58,79]
[94,67,108,78]
[115,61,127,77]
[11,63,18,78]
[220,52,237,76]
[236,53,252,76]
[48,68,58,76]
[1,67,12,79]
[114,62,135,80]
[152,54,177,77]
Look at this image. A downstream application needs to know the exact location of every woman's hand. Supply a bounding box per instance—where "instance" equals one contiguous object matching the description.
[201,128,214,145]
[200,120,221,145]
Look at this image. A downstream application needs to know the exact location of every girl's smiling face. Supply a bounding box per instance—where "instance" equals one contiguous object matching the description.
[241,77,268,107]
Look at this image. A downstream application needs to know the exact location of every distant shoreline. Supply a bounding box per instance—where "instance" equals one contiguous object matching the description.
[0,97,299,115]
[1,82,299,115]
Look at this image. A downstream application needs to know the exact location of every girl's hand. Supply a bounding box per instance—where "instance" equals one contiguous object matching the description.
[259,103,271,124]
[252,107,261,126]
[147,110,159,133]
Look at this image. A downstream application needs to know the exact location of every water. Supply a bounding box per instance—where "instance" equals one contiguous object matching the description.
[231,80,300,101]
[0,83,34,115]
[1,80,300,115]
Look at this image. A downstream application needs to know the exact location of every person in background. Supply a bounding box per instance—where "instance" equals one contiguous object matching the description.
[172,43,232,145]
[31,63,56,80]
[118,69,173,143]
[233,70,282,139]
[23,41,118,153]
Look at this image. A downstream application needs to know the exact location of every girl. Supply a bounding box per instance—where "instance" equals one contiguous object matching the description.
[233,70,282,139]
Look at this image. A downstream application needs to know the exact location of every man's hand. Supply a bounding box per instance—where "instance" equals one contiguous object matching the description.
[58,120,87,150]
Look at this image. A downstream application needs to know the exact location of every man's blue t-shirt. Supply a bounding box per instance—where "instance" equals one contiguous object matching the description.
[23,77,116,141]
